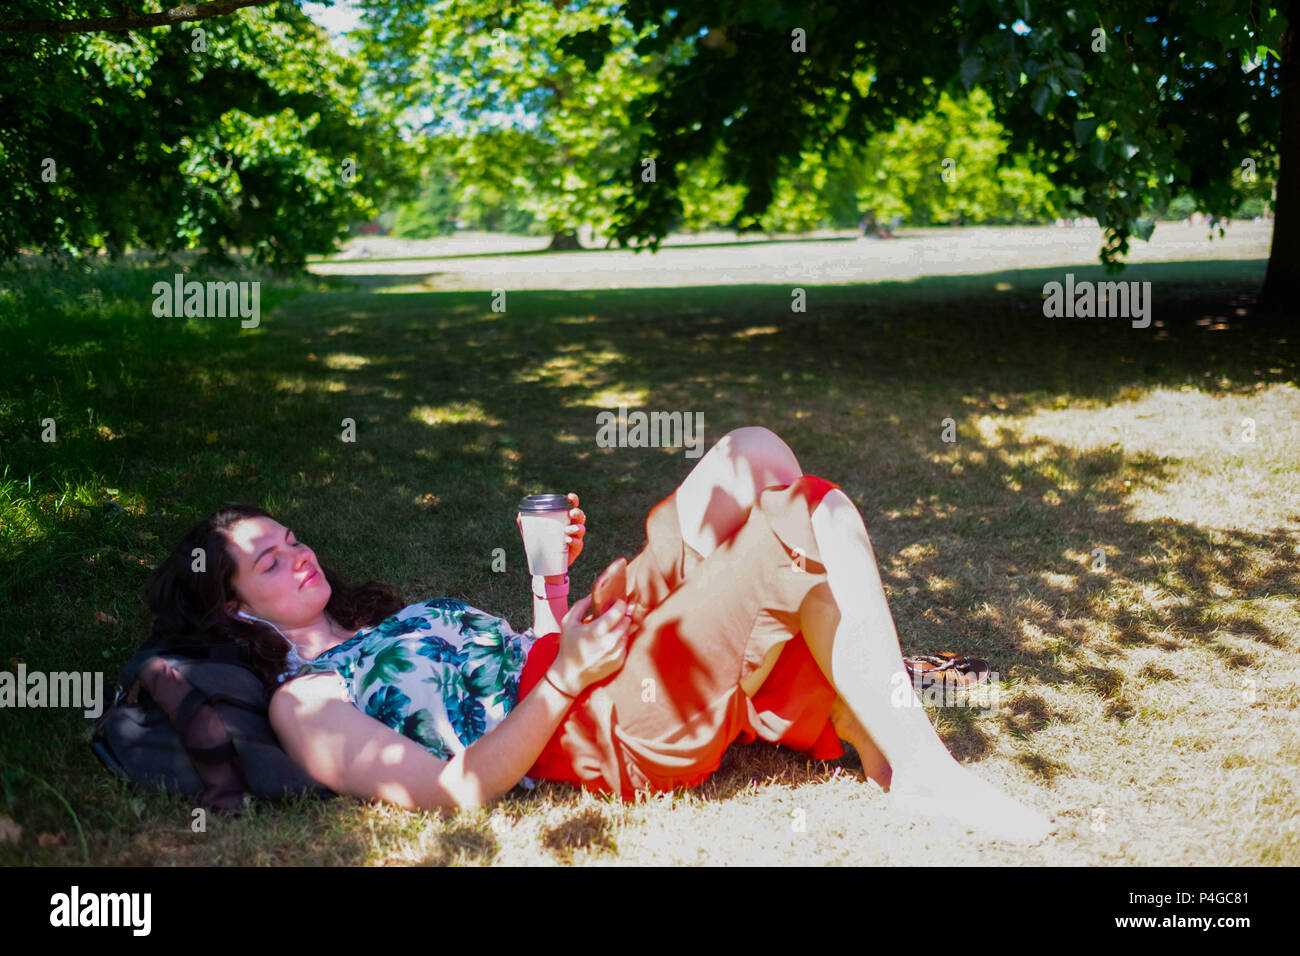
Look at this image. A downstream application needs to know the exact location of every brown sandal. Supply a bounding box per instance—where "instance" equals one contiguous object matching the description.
[903,653,991,689]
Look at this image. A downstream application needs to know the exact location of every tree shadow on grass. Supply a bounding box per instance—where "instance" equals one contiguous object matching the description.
[541,806,618,863]
[1,258,1296,860]
[417,817,499,866]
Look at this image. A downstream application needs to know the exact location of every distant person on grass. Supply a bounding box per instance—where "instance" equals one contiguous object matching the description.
[859,209,895,239]
[145,426,1056,844]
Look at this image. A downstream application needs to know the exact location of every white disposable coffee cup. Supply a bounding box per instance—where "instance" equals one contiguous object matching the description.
[518,494,571,576]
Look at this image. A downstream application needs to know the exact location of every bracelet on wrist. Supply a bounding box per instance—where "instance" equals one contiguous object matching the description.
[543,671,577,700]
[532,574,570,600]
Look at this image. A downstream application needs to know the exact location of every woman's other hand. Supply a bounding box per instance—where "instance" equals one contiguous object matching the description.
[548,588,633,697]
[514,492,585,571]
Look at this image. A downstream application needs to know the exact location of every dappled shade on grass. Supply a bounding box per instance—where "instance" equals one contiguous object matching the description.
[1,254,1296,864]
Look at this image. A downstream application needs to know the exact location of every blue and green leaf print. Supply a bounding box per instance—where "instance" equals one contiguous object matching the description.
[374,615,430,639]
[294,599,536,762]
[358,640,418,697]
[334,660,356,688]
[464,626,525,704]
[422,662,468,700]
[447,694,486,743]
[458,609,504,638]
[416,635,468,667]
[402,709,452,759]
[422,598,468,627]
[316,631,367,659]
[365,685,411,731]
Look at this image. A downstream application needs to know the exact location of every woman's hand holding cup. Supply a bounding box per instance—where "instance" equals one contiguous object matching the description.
[514,489,587,572]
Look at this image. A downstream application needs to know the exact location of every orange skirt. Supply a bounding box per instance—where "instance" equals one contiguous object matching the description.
[518,474,847,798]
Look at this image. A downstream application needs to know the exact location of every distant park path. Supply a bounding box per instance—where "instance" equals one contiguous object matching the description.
[308,222,1273,292]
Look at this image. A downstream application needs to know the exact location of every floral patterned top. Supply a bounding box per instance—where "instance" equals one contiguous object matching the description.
[286,598,541,771]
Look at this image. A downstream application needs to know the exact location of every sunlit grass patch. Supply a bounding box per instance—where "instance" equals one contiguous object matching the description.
[1008,383,1300,533]
[321,353,372,370]
[410,401,499,426]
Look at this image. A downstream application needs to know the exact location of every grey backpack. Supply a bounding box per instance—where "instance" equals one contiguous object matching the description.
[90,640,335,812]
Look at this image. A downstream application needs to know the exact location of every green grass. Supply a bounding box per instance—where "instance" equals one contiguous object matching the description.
[0,251,1297,865]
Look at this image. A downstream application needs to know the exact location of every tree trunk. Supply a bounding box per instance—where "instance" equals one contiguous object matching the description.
[547,230,583,251]
[1259,0,1298,313]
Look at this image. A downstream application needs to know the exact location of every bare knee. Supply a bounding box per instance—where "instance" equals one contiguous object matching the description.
[723,425,790,458]
[719,426,800,482]
[678,427,801,557]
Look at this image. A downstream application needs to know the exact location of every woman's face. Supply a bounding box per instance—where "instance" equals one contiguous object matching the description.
[223,516,332,627]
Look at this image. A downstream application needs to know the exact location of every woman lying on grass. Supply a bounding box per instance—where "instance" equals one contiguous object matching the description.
[144,426,1056,844]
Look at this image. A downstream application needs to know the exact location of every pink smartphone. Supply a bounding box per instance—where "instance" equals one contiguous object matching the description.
[584,557,628,621]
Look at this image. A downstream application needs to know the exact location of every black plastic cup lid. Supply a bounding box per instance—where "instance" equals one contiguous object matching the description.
[518,494,570,513]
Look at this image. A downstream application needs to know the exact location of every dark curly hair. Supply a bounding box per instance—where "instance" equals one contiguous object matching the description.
[143,504,405,690]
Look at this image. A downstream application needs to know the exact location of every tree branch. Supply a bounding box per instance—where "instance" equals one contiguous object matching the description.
[0,1,280,36]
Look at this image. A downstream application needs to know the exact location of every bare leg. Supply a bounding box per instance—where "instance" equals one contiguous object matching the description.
[675,427,894,773]
[801,489,1056,844]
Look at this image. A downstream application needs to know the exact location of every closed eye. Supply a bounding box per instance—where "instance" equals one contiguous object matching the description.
[260,535,300,572]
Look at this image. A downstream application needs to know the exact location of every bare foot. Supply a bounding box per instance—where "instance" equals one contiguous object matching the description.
[887,755,1056,845]
[842,743,892,790]
[830,696,893,790]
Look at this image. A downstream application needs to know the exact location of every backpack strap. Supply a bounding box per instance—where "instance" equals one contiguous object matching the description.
[137,657,250,809]
[175,687,238,765]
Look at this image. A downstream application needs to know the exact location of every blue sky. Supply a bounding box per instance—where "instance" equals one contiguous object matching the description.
[302,0,362,47]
